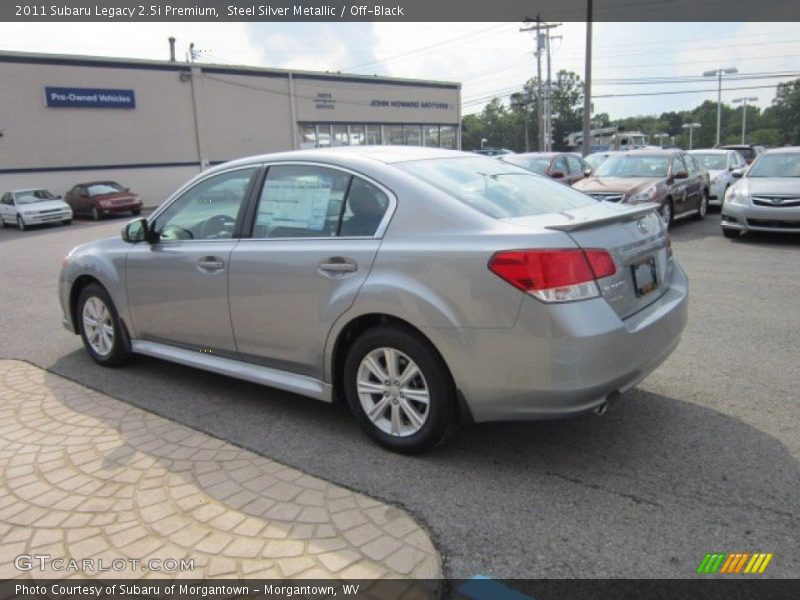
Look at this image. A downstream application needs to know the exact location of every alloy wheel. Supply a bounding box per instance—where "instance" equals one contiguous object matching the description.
[82,296,115,357]
[356,347,430,437]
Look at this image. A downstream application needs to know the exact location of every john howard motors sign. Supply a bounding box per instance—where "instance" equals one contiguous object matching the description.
[44,86,136,108]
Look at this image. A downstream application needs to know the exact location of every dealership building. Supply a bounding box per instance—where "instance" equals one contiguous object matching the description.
[0,50,461,204]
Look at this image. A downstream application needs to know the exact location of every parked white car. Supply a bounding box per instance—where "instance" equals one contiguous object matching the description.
[688,149,747,207]
[0,189,73,230]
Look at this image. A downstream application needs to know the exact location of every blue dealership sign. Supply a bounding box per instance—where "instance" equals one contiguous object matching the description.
[44,87,136,109]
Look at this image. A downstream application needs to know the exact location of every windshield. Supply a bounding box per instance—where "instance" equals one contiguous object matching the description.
[594,155,670,178]
[87,182,125,196]
[747,154,800,178]
[585,154,610,169]
[692,154,728,170]
[14,190,56,204]
[501,156,551,175]
[397,156,597,219]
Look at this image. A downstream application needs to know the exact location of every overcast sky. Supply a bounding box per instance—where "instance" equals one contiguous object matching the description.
[1,21,797,120]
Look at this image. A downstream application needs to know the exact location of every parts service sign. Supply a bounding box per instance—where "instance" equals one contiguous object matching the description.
[44,87,136,109]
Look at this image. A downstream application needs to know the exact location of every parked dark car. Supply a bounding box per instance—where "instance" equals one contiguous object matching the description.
[473,148,515,156]
[499,152,590,186]
[717,144,763,165]
[573,149,709,227]
[65,181,142,220]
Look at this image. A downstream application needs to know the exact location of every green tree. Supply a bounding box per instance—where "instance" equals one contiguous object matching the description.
[770,79,800,144]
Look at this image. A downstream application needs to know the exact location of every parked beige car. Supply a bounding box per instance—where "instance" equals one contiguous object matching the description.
[573,149,709,227]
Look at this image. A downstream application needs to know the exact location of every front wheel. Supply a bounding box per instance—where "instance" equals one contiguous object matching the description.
[77,284,131,366]
[660,199,674,229]
[63,219,72,226]
[91,206,101,221]
[17,215,27,231]
[344,325,456,454]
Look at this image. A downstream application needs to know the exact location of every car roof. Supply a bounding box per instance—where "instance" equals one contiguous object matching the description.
[10,188,51,193]
[208,146,476,173]
[76,180,121,186]
[763,146,800,154]
[504,152,560,158]
[688,149,729,154]
[625,148,681,156]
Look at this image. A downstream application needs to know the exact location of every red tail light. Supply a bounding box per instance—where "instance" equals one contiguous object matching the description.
[488,248,616,302]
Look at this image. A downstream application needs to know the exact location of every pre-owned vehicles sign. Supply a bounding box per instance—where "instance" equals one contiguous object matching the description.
[44,87,135,109]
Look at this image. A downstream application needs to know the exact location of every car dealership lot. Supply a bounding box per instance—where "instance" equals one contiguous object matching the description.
[0,215,798,578]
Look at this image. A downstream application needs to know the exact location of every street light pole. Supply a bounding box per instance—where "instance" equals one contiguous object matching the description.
[581,0,593,157]
[682,122,701,150]
[732,96,758,145]
[703,67,737,146]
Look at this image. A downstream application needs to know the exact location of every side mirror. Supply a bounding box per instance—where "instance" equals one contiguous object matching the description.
[731,168,745,178]
[550,171,565,179]
[121,218,152,243]
[583,168,592,177]
[674,171,689,179]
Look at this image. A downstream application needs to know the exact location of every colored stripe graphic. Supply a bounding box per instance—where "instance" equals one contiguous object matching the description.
[699,552,773,574]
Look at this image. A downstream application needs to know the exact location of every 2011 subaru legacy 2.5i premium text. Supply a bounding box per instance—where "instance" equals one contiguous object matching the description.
[59,147,688,453]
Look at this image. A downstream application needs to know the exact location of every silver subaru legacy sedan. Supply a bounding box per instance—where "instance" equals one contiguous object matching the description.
[59,147,688,453]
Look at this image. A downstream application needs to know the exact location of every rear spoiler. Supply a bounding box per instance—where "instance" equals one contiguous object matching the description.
[545,203,658,232]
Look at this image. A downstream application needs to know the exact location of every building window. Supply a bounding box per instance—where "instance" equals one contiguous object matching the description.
[299,123,458,148]
[332,125,349,146]
[440,125,456,149]
[386,125,404,145]
[423,125,440,147]
[366,125,381,145]
[317,124,331,147]
[349,125,366,146]
[403,125,421,146]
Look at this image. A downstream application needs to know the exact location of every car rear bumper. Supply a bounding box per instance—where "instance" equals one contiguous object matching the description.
[426,262,689,422]
[721,203,800,233]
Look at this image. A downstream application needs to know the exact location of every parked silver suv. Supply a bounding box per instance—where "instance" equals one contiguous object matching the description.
[59,147,688,453]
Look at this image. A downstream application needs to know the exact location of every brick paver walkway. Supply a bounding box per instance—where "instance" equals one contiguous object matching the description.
[0,360,441,580]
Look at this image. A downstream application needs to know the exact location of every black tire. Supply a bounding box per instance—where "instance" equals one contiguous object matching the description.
[16,215,27,231]
[660,198,674,229]
[722,228,740,239]
[695,190,708,220]
[343,325,456,454]
[91,206,101,221]
[76,283,131,367]
[0,217,7,228]
[131,209,141,216]
[63,219,72,226]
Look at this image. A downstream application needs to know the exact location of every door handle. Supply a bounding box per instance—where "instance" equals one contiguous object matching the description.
[197,256,225,271]
[319,257,357,273]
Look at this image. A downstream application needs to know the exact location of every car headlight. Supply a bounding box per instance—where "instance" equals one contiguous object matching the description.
[725,187,749,206]
[627,184,658,202]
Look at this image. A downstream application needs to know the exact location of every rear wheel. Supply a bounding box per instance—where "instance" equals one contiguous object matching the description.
[344,325,456,454]
[0,216,7,228]
[16,215,27,231]
[722,228,740,239]
[695,191,708,220]
[77,284,131,366]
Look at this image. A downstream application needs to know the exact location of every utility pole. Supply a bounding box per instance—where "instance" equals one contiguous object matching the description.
[581,0,593,157]
[546,30,562,151]
[521,16,559,151]
[732,96,757,144]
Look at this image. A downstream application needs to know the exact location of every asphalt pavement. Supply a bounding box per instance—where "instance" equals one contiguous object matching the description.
[1,211,798,578]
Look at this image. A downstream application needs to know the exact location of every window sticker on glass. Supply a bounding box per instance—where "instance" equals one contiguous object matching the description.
[260,179,331,231]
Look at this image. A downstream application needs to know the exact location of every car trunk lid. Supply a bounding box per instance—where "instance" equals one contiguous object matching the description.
[506,203,672,319]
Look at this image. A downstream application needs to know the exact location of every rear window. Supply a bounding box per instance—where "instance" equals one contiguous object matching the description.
[87,182,125,196]
[501,155,551,175]
[396,156,597,219]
